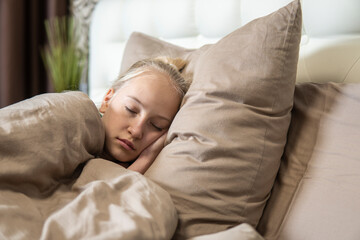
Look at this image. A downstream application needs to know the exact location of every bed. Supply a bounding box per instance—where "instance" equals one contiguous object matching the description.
[87,2,360,239]
[1,0,360,239]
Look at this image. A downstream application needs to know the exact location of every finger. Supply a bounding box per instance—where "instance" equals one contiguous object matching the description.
[152,133,166,148]
[158,131,168,146]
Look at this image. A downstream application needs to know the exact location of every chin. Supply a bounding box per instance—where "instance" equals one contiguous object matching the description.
[111,149,137,163]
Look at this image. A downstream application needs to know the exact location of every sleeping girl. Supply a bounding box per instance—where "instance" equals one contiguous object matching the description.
[98,57,190,174]
[0,57,185,239]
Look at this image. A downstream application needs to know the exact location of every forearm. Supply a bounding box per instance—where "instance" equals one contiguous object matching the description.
[127,155,156,174]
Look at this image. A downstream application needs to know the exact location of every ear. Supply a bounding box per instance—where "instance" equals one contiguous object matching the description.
[99,88,115,114]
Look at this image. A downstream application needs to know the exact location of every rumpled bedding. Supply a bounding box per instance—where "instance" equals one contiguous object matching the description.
[0,91,177,240]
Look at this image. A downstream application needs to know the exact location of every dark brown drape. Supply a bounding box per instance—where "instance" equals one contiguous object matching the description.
[0,0,70,108]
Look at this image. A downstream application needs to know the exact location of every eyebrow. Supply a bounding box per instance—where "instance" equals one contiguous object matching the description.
[127,96,171,122]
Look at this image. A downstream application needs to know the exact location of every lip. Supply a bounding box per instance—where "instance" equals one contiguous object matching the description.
[116,138,135,151]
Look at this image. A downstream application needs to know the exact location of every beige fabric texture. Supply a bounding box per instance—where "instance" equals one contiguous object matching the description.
[0,92,178,239]
[0,91,104,197]
[188,223,265,240]
[258,82,360,240]
[118,1,303,238]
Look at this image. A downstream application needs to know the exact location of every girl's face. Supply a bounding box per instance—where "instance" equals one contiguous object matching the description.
[99,71,181,163]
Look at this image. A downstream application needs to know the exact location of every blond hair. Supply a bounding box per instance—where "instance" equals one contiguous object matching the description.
[111,57,191,98]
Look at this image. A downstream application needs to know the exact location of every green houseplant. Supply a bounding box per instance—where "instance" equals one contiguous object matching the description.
[41,16,84,93]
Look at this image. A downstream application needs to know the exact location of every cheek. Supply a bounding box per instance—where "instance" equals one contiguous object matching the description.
[102,106,127,132]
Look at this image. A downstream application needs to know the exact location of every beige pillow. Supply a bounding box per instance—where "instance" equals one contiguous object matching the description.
[121,1,302,238]
[257,82,360,240]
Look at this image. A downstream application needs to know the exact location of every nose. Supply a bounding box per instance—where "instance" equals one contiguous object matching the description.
[128,117,145,139]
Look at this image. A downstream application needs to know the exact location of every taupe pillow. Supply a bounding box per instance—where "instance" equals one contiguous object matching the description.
[257,82,360,240]
[122,1,302,238]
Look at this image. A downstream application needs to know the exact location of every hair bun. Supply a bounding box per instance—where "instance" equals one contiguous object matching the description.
[155,56,187,72]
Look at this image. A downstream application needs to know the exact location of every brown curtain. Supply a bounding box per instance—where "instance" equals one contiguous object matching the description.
[0,0,70,108]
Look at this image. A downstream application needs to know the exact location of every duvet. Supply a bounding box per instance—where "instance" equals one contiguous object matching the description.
[0,91,177,240]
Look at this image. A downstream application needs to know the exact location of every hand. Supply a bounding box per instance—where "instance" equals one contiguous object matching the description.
[139,131,167,159]
[127,132,167,174]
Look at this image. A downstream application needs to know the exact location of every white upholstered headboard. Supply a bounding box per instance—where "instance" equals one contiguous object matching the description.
[88,0,360,104]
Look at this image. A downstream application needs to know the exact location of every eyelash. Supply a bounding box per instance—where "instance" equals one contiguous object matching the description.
[125,106,136,114]
[151,123,163,132]
[126,106,163,131]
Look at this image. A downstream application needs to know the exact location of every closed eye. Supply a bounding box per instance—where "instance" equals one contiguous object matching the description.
[151,123,163,131]
[125,106,136,114]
